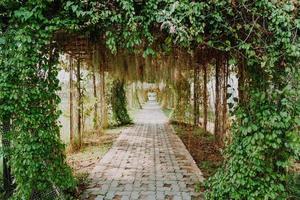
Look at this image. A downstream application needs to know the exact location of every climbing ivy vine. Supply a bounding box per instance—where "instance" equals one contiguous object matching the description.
[111,79,132,126]
[170,75,192,125]
[0,2,77,199]
[0,0,299,199]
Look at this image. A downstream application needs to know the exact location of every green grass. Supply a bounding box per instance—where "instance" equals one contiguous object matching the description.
[162,108,173,118]
[128,108,139,118]
[172,123,213,139]
[198,160,220,177]
[199,110,215,122]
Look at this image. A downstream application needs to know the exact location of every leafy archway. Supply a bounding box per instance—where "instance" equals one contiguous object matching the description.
[0,0,299,199]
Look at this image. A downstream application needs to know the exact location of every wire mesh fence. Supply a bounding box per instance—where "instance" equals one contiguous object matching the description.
[30,186,63,200]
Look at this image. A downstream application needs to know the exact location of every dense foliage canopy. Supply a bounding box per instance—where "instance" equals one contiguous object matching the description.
[0,0,299,199]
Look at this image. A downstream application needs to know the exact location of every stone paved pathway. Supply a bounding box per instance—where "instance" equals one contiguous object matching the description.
[82,102,204,200]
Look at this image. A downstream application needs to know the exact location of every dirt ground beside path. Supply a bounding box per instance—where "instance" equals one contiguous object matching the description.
[66,127,123,198]
[67,128,122,174]
[171,123,223,178]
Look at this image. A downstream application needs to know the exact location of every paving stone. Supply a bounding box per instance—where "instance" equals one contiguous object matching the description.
[105,191,115,199]
[181,192,191,199]
[173,195,183,200]
[130,191,140,200]
[156,191,165,200]
[121,196,130,200]
[95,195,105,200]
[81,102,204,199]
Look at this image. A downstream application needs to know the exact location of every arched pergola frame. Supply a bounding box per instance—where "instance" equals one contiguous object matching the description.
[0,1,299,199]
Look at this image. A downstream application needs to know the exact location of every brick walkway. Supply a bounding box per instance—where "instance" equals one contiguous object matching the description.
[82,102,204,200]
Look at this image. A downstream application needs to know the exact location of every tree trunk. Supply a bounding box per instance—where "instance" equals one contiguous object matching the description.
[69,57,74,146]
[100,60,108,128]
[215,57,222,145]
[134,82,142,109]
[222,58,229,137]
[76,59,82,148]
[92,63,98,129]
[238,57,246,105]
[171,89,175,109]
[203,62,208,132]
[129,83,133,109]
[193,62,200,126]
[81,100,84,134]
[2,116,13,197]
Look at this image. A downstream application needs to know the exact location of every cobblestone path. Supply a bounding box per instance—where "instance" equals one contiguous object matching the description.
[82,102,204,200]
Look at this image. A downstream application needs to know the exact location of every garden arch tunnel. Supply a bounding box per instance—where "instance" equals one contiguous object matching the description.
[56,34,233,143]
[0,1,298,199]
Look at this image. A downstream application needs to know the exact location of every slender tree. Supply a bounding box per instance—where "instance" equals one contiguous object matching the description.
[92,62,98,129]
[203,62,208,132]
[222,58,229,136]
[100,53,108,128]
[134,82,142,109]
[238,56,246,105]
[69,57,74,147]
[193,59,200,126]
[215,56,222,144]
[76,59,82,148]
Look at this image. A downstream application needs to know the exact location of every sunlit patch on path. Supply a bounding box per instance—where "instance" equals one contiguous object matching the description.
[82,101,204,200]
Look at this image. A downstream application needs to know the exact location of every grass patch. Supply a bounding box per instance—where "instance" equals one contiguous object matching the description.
[66,127,120,173]
[198,160,221,177]
[162,108,173,118]
[199,110,215,122]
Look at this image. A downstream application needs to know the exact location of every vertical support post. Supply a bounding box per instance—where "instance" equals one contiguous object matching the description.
[203,62,208,132]
[215,54,226,146]
[238,56,246,105]
[222,58,229,137]
[92,62,98,129]
[99,52,108,129]
[215,56,222,144]
[76,59,82,148]
[193,60,200,126]
[69,57,74,146]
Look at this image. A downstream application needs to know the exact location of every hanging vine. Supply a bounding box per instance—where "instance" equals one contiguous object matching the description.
[170,70,192,125]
